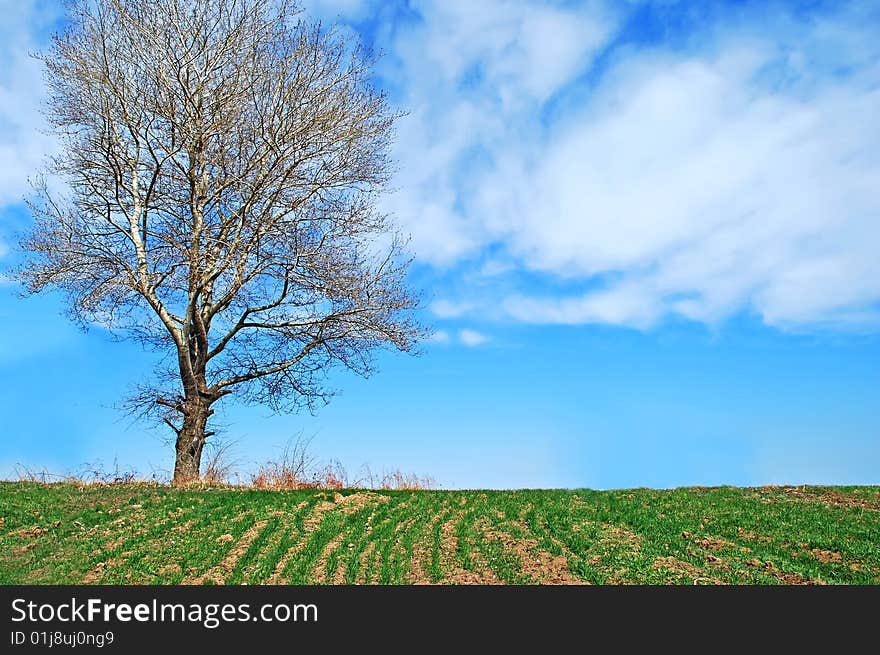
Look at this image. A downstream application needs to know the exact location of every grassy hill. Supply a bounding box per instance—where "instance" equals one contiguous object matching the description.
[1,482,878,584]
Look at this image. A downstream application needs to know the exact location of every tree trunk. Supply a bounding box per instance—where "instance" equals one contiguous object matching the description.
[172,395,211,485]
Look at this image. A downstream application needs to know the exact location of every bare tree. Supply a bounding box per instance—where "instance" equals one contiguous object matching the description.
[17,0,423,484]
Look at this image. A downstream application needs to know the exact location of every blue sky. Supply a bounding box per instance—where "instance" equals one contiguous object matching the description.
[0,0,878,488]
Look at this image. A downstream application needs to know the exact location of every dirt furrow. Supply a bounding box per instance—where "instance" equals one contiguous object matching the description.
[187,518,270,585]
[478,517,584,585]
[435,510,501,585]
[268,492,389,584]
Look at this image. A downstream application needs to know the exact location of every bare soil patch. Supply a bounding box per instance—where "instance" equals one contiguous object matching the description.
[653,556,722,585]
[479,518,584,585]
[188,519,269,584]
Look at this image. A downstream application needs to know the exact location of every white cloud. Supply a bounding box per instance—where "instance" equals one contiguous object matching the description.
[4,1,877,332]
[427,327,490,346]
[427,329,451,344]
[0,1,59,210]
[503,282,662,328]
[430,299,474,319]
[377,2,880,331]
[458,328,489,347]
[380,0,616,267]
[486,41,880,329]
[0,0,62,268]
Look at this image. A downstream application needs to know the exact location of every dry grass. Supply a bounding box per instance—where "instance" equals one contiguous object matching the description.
[368,469,439,491]
[13,436,437,491]
[248,438,437,491]
[201,440,240,486]
[14,460,155,486]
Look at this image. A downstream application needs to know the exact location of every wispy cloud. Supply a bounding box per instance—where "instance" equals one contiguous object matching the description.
[377,0,615,267]
[458,329,489,347]
[0,1,60,208]
[427,327,490,347]
[430,299,474,319]
[0,1,64,265]
[372,1,880,331]
[4,1,879,332]
[486,34,880,330]
[427,329,451,344]
[503,283,662,329]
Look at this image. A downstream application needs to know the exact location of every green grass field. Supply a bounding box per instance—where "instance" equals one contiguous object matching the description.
[1,482,878,584]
